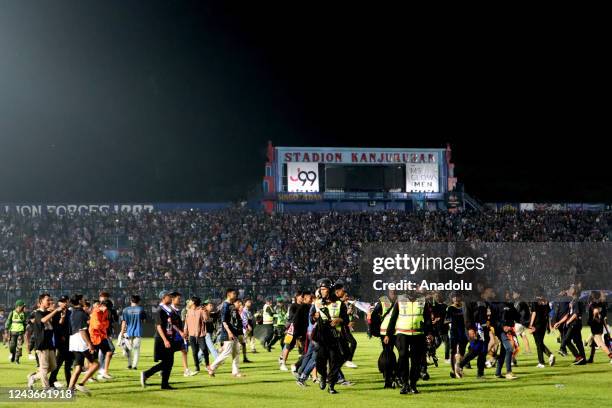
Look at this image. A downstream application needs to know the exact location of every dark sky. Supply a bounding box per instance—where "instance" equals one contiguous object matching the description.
[0,2,608,203]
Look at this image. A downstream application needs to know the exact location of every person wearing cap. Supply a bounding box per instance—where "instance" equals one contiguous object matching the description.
[203,300,219,362]
[48,295,73,388]
[7,299,26,364]
[141,290,178,390]
[262,297,275,352]
[385,292,433,395]
[311,278,348,394]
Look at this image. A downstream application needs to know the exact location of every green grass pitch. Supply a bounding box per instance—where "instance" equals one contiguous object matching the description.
[1,332,611,407]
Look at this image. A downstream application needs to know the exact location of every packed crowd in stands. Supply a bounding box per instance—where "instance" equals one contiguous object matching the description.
[1,209,611,309]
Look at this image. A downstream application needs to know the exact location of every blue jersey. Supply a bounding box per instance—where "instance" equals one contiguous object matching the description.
[122,306,146,337]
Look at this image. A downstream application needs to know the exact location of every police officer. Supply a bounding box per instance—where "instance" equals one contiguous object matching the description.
[7,300,27,364]
[262,297,275,352]
[371,289,397,388]
[269,297,287,353]
[334,281,358,369]
[385,292,432,394]
[310,278,348,394]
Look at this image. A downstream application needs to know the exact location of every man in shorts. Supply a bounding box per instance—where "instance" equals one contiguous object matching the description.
[68,294,100,395]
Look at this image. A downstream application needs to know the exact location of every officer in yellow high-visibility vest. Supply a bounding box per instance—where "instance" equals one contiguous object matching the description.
[7,300,27,364]
[262,297,275,351]
[385,293,432,394]
[310,278,348,394]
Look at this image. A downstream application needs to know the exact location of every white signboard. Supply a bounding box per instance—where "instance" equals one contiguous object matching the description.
[406,162,439,193]
[287,162,319,192]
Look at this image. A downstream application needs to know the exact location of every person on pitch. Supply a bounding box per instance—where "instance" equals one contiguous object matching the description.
[385,291,432,395]
[371,289,397,388]
[311,278,348,394]
[140,290,180,390]
[262,297,275,351]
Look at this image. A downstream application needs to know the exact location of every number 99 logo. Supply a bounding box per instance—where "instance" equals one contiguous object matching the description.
[290,168,317,186]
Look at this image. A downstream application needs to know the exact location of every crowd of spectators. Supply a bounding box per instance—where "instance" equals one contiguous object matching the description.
[1,208,611,310]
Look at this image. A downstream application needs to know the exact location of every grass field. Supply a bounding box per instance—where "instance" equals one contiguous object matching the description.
[1,332,611,408]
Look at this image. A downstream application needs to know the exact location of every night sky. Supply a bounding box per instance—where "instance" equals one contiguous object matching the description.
[1,2,608,204]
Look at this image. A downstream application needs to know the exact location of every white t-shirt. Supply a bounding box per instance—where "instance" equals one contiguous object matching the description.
[69,332,88,352]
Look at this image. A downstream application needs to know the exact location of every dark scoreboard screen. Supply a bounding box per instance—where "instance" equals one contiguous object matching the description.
[324,164,405,192]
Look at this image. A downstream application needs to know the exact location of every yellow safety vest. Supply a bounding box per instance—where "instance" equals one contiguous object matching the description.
[379,296,393,336]
[315,299,342,332]
[263,304,274,325]
[395,299,425,336]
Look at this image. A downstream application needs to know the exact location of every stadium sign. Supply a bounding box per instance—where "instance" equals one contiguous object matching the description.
[263,143,455,212]
[282,150,437,164]
[277,193,323,201]
[1,203,154,216]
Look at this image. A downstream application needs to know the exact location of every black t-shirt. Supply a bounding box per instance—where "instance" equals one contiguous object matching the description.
[531,302,550,330]
[446,304,466,338]
[554,301,570,323]
[500,302,519,327]
[517,301,531,326]
[433,302,448,330]
[229,303,242,337]
[33,310,55,351]
[488,302,503,330]
[588,302,605,334]
[52,310,71,345]
[70,308,89,335]
[294,303,311,337]
[206,311,218,334]
[287,303,300,325]
[154,306,177,340]
[568,299,584,327]
[465,301,489,328]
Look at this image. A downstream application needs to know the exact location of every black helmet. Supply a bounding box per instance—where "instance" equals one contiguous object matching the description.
[317,278,333,289]
[333,279,344,290]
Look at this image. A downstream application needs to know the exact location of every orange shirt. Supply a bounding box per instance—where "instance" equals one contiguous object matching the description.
[88,306,109,346]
